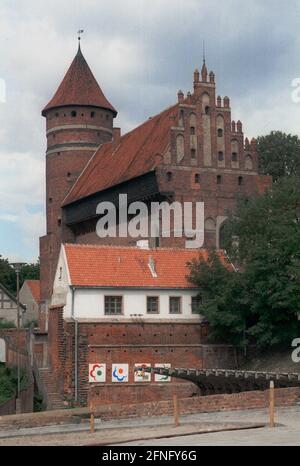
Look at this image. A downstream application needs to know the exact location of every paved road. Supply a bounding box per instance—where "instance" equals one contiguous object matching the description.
[1,406,300,446]
[117,406,300,446]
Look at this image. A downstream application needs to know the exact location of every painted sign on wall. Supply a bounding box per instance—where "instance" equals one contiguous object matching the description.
[134,363,151,382]
[89,363,106,383]
[112,364,129,383]
[154,364,171,382]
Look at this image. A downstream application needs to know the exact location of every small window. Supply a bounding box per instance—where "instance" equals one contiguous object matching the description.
[58,218,62,227]
[190,126,196,135]
[53,133,56,139]
[49,197,53,203]
[166,172,172,182]
[218,129,223,137]
[191,149,196,159]
[147,297,159,314]
[71,111,77,118]
[169,297,181,314]
[238,176,244,186]
[105,296,122,315]
[205,106,210,115]
[67,172,71,178]
[106,114,110,120]
[195,174,200,184]
[218,152,224,162]
[217,175,222,185]
[91,111,95,118]
[55,112,59,118]
[232,152,238,162]
[192,296,202,314]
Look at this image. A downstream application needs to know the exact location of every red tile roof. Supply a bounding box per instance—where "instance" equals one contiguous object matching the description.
[26,280,41,303]
[42,46,117,116]
[63,244,229,289]
[62,103,178,206]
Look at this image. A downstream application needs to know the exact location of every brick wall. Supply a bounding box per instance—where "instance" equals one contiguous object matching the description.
[92,387,300,422]
[47,306,250,407]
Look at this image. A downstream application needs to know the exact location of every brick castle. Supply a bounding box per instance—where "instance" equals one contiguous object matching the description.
[38,43,272,407]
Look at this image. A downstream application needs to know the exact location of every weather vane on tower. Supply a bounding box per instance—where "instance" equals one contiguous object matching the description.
[77,29,84,43]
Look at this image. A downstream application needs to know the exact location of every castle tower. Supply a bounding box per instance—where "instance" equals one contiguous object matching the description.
[39,43,117,318]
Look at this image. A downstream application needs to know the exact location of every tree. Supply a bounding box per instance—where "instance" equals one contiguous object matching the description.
[188,252,250,346]
[257,131,300,182]
[189,177,300,348]
[0,256,40,295]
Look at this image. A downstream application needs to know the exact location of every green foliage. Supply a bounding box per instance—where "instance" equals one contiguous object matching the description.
[189,177,300,348]
[24,320,39,329]
[0,363,27,405]
[0,256,40,295]
[188,252,250,346]
[0,321,16,329]
[257,131,300,182]
[33,392,46,412]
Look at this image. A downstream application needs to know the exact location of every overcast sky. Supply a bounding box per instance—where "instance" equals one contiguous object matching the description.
[0,0,300,263]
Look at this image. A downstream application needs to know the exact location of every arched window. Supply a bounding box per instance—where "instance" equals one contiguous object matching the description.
[176,134,185,163]
[238,176,244,186]
[218,129,223,137]
[218,151,224,162]
[179,110,184,127]
[191,149,196,160]
[205,106,210,115]
[217,175,222,185]
[245,155,253,170]
[190,127,196,135]
[231,140,239,165]
[195,174,200,184]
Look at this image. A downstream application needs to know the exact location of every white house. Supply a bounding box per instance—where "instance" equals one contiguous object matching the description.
[51,244,225,322]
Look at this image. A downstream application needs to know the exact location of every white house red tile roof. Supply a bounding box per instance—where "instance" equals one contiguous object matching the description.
[63,244,229,289]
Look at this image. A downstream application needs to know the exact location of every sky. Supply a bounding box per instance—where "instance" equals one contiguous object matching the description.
[0,0,300,263]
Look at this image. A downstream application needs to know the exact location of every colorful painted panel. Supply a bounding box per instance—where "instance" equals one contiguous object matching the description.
[134,363,151,382]
[154,363,171,382]
[112,364,129,383]
[89,363,106,383]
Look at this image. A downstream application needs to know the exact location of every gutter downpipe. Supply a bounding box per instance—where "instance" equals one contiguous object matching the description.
[71,286,78,403]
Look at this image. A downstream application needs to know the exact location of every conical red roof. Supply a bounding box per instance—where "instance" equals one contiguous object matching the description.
[42,45,117,116]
